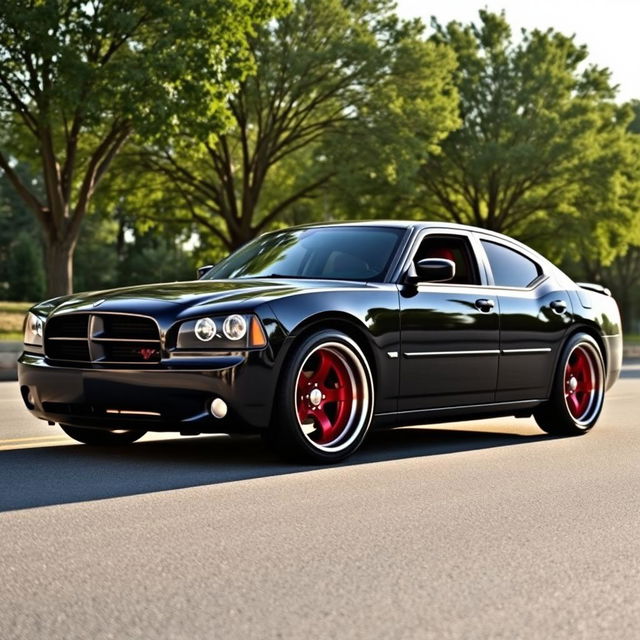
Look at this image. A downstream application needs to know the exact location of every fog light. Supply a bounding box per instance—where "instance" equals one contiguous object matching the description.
[210,398,228,419]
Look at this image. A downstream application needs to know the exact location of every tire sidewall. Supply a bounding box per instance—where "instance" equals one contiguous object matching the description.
[274,330,374,463]
[551,333,605,433]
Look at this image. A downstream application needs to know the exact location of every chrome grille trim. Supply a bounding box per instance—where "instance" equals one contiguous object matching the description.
[44,312,161,365]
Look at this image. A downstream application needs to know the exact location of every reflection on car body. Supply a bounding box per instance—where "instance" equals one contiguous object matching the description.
[19,222,622,463]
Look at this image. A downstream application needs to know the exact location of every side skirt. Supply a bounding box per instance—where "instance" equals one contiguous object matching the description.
[371,399,545,429]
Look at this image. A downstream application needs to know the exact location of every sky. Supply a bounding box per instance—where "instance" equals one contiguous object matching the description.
[396,0,640,102]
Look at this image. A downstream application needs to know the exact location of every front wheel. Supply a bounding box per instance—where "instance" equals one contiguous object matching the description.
[271,330,374,464]
[534,333,605,436]
[60,424,146,446]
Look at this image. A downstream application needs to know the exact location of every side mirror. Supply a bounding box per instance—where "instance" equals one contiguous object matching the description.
[197,264,214,279]
[406,258,455,284]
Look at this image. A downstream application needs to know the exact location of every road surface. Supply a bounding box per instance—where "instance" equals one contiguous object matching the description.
[1,363,639,639]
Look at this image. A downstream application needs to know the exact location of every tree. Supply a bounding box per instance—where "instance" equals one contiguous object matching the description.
[0,163,43,299]
[72,204,197,293]
[420,11,640,263]
[141,0,459,251]
[0,0,285,296]
[6,231,45,301]
[567,99,640,332]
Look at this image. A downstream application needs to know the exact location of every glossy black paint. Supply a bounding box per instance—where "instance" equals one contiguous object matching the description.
[398,283,500,410]
[18,221,623,437]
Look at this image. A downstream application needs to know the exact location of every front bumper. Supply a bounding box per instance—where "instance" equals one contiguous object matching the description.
[18,352,276,433]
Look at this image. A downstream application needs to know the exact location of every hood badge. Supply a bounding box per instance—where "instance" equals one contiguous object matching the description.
[92,299,106,307]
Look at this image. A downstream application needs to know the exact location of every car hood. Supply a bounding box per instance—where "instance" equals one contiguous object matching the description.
[41,278,370,317]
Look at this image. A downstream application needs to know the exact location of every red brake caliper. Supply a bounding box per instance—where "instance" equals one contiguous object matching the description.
[296,349,352,444]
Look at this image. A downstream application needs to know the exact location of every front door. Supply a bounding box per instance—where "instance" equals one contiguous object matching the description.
[398,232,500,411]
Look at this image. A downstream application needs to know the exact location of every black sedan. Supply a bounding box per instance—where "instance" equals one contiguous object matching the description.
[18,222,622,463]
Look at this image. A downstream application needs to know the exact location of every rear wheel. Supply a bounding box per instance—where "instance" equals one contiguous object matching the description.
[271,330,374,463]
[534,333,605,436]
[60,424,146,446]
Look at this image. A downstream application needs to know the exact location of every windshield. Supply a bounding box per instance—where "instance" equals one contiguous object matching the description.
[204,226,405,282]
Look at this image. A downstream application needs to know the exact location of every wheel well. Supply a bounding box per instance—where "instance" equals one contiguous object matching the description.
[286,315,378,386]
[264,314,379,432]
[564,325,608,371]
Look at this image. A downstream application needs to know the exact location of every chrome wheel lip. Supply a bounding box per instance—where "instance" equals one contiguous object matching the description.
[563,342,604,428]
[294,341,372,453]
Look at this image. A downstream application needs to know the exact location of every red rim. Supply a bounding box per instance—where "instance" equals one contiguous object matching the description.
[296,348,354,445]
[564,345,596,420]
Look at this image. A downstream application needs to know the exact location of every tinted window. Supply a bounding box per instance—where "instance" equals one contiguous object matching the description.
[205,227,405,282]
[414,234,479,285]
[482,240,541,288]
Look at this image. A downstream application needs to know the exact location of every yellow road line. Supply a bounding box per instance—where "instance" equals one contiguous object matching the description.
[0,434,71,451]
[0,435,70,444]
[0,440,71,451]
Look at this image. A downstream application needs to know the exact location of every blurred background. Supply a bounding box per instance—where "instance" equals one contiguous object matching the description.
[1,0,639,342]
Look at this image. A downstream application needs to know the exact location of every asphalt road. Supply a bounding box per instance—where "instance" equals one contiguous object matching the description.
[1,364,640,639]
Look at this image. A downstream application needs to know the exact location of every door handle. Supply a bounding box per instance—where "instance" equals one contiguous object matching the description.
[550,300,568,315]
[475,298,495,312]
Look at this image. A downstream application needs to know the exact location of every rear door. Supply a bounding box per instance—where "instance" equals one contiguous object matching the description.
[475,235,573,402]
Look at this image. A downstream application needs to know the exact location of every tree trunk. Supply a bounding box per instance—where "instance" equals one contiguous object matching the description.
[44,239,75,298]
[228,222,258,251]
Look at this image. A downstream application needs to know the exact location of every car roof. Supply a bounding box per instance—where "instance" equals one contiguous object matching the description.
[288,219,523,244]
[286,220,566,276]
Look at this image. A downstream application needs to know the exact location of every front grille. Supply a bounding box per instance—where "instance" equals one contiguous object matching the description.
[46,314,89,338]
[99,315,159,340]
[44,313,161,365]
[45,340,91,362]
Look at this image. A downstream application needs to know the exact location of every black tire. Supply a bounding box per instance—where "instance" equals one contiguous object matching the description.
[270,330,374,464]
[534,333,605,436]
[60,424,146,446]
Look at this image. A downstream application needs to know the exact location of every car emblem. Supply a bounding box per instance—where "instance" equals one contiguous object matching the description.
[137,348,158,361]
[92,299,106,307]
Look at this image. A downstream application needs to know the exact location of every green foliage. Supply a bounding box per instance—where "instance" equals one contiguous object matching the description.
[6,231,45,301]
[0,0,287,295]
[0,168,44,300]
[629,101,640,134]
[73,210,196,293]
[137,0,459,252]
[421,10,640,264]
[0,0,286,138]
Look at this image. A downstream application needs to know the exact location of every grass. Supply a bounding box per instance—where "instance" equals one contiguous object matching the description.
[0,302,31,341]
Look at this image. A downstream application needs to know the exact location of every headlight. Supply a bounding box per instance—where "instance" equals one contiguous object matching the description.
[177,314,266,350]
[222,314,247,341]
[194,317,216,342]
[24,312,44,346]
